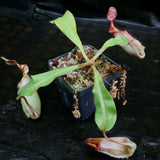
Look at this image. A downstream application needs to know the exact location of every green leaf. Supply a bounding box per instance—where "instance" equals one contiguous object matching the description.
[92,67,117,131]
[50,10,88,61]
[99,35,129,53]
[93,35,130,61]
[17,65,79,99]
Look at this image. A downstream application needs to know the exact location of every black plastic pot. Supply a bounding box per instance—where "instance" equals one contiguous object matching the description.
[48,46,121,120]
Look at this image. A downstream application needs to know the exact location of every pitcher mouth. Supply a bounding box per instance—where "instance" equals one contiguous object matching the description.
[108,21,120,34]
[85,138,102,150]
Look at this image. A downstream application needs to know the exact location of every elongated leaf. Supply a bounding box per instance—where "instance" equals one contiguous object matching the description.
[92,67,117,131]
[93,35,130,60]
[99,35,129,53]
[50,10,88,60]
[17,64,79,99]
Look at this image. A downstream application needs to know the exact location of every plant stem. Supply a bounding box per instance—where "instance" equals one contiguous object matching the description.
[78,59,98,69]
[81,49,90,62]
[91,50,104,62]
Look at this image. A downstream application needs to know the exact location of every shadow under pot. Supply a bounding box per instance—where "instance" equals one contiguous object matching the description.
[48,45,122,120]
